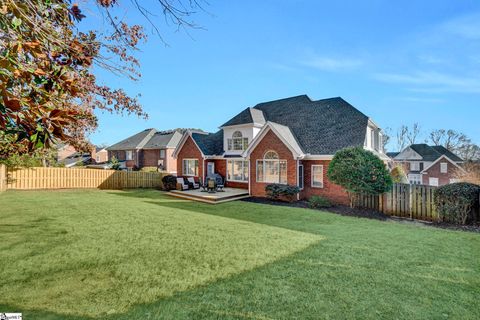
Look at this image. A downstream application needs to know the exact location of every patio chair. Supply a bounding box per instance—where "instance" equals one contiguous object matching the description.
[176,177,189,191]
[215,174,225,192]
[187,177,200,189]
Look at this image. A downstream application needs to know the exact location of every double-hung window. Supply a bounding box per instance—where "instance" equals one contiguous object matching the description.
[160,149,166,158]
[227,131,248,151]
[126,150,133,161]
[311,165,324,188]
[256,151,287,184]
[227,160,249,182]
[183,159,199,176]
[440,162,448,173]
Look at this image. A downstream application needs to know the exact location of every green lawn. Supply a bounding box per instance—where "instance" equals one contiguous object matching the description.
[0,190,479,319]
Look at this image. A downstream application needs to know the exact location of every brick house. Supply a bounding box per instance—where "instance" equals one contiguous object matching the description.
[390,144,464,186]
[173,95,389,205]
[106,129,183,172]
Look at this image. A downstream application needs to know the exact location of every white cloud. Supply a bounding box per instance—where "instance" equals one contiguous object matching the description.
[374,71,480,94]
[441,12,480,40]
[300,55,363,72]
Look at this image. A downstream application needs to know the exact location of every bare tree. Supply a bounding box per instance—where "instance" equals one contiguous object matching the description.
[406,123,421,145]
[382,127,392,152]
[396,125,409,151]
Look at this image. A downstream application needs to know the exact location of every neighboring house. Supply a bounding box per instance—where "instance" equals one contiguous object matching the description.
[173,95,389,205]
[92,147,109,163]
[56,144,78,162]
[106,129,183,172]
[391,144,464,186]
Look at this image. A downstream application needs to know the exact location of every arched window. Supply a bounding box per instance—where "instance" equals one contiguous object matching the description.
[264,151,279,159]
[256,150,287,184]
[227,131,248,151]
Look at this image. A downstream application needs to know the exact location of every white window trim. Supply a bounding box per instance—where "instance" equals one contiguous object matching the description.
[256,159,288,184]
[160,149,166,158]
[311,165,324,188]
[182,158,199,176]
[126,150,133,161]
[440,162,448,173]
[429,177,439,187]
[226,159,249,183]
[298,164,304,190]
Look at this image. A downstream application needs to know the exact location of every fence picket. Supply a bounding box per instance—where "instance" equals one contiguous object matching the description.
[5,167,167,191]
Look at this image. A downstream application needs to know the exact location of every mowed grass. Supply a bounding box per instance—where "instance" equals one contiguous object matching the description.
[0,189,479,319]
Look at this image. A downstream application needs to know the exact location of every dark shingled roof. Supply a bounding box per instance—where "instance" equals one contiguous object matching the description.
[408,144,463,162]
[143,131,183,149]
[252,95,369,155]
[191,130,224,156]
[193,95,373,156]
[431,145,463,162]
[221,108,266,127]
[387,152,400,158]
[106,129,156,151]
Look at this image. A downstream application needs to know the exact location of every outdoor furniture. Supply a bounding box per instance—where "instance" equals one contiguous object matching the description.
[176,177,189,191]
[187,177,200,189]
[207,178,216,193]
[215,176,225,192]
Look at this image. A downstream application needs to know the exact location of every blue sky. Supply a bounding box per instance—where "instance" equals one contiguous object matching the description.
[87,0,480,151]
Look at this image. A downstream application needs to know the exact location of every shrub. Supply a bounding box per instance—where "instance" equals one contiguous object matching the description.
[434,182,480,225]
[390,165,408,184]
[327,147,392,207]
[265,184,300,202]
[308,196,332,209]
[110,156,121,170]
[162,175,178,191]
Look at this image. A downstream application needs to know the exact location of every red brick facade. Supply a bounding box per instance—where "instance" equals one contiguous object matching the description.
[300,160,349,205]
[249,130,297,197]
[176,136,205,179]
[422,156,461,186]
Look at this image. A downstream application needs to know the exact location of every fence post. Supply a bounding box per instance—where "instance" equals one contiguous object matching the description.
[0,164,6,192]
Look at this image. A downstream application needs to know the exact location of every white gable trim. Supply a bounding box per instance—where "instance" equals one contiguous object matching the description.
[242,123,304,159]
[172,131,205,159]
[394,146,422,161]
[421,155,465,173]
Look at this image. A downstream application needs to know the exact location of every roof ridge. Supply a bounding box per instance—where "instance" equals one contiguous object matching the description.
[253,94,311,108]
[136,128,157,149]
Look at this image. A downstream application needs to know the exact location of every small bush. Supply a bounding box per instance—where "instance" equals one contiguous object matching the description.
[308,196,332,209]
[162,175,178,191]
[265,184,300,202]
[434,182,480,225]
[110,156,121,170]
[390,165,408,184]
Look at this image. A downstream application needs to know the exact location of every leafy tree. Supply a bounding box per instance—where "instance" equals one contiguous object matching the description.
[0,0,204,158]
[110,156,121,171]
[327,147,393,207]
[390,165,408,184]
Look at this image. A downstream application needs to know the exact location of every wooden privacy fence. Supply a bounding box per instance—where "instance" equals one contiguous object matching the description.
[0,164,6,192]
[354,183,438,221]
[4,167,168,190]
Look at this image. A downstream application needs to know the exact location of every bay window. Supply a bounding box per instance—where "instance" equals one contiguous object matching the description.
[183,159,199,176]
[227,160,249,182]
[256,151,287,184]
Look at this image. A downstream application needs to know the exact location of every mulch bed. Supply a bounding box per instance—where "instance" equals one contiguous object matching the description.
[241,197,480,233]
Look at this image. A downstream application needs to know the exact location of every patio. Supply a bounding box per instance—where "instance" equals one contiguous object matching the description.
[168,187,250,204]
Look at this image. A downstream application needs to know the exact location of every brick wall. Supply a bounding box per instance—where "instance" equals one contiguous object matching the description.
[143,149,160,167]
[166,148,177,173]
[57,145,77,161]
[300,160,350,205]
[176,136,204,178]
[422,157,459,186]
[249,130,297,197]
